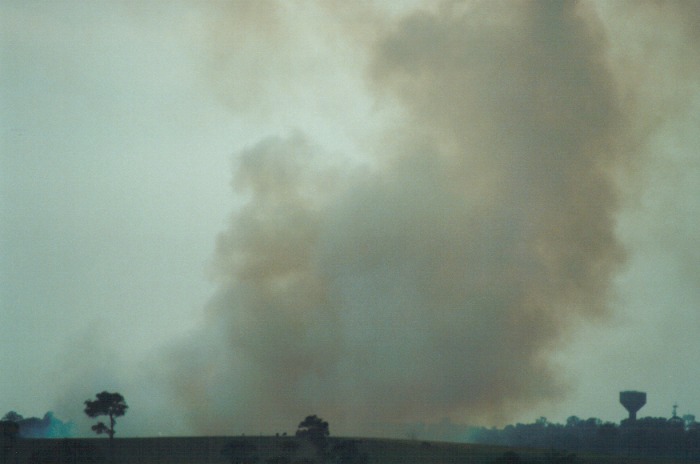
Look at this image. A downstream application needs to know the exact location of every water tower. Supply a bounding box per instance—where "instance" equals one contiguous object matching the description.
[620,391,646,421]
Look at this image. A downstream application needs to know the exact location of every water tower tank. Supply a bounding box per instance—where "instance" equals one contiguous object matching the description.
[620,391,646,421]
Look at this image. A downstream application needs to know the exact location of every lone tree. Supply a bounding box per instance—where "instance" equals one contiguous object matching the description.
[84,391,128,439]
[296,415,330,452]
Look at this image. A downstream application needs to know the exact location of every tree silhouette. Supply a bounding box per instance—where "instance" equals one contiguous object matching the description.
[1,412,23,423]
[84,392,128,439]
[296,415,329,448]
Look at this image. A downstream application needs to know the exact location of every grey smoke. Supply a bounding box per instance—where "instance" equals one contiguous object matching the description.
[167,0,697,436]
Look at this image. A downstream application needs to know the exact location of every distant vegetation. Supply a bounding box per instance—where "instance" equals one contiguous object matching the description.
[3,402,698,463]
[469,415,700,461]
[0,411,73,438]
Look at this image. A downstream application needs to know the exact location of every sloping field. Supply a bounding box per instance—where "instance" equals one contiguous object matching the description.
[4,435,690,464]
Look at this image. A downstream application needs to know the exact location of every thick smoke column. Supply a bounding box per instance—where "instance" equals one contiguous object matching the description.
[173,1,634,435]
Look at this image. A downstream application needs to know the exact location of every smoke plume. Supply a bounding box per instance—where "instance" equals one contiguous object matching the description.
[167,0,693,436]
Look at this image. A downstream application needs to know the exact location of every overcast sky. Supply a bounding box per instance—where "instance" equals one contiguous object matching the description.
[1,1,699,438]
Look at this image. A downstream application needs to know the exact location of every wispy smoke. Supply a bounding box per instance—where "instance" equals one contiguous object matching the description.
[167,0,694,436]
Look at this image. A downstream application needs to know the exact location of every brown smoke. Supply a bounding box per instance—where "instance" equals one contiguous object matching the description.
[169,0,660,436]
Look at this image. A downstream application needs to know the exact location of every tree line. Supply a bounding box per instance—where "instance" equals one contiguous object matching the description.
[469,415,700,461]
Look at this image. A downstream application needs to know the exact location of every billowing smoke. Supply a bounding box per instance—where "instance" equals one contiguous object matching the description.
[167,0,694,436]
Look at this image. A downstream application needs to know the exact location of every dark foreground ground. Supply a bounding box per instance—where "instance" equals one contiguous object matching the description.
[2,435,693,464]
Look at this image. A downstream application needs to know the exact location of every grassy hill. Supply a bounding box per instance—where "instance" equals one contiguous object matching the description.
[3,435,692,464]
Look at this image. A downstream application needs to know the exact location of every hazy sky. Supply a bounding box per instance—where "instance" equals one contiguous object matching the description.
[1,1,698,438]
